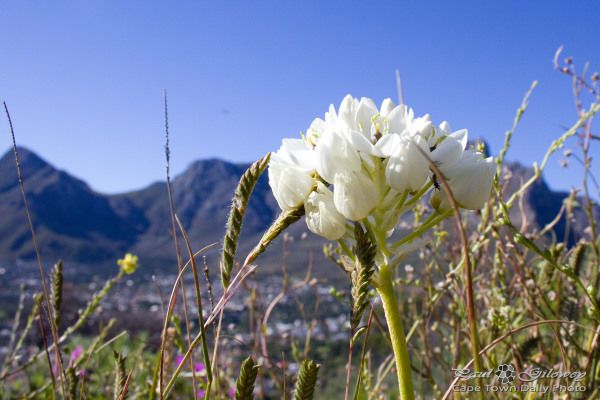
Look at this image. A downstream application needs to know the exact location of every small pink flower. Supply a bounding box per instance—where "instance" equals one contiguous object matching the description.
[229,387,235,398]
[195,363,206,373]
[197,389,206,397]
[175,354,186,367]
[71,345,83,361]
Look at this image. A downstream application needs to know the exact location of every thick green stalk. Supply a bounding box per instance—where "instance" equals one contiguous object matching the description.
[376,265,414,400]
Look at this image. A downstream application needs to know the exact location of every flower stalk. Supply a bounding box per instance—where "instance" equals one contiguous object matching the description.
[375,265,414,400]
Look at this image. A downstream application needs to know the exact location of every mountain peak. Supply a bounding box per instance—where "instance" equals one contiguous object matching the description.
[185,158,249,174]
[173,158,250,192]
[0,147,53,192]
[0,146,49,170]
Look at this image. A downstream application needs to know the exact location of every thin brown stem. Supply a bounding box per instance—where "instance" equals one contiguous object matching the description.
[161,90,196,399]
[409,137,484,399]
[4,101,67,399]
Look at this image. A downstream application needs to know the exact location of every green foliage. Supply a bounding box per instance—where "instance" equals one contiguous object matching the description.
[351,223,375,333]
[244,206,305,267]
[66,366,78,400]
[113,351,127,400]
[293,359,320,400]
[234,357,259,400]
[569,242,587,276]
[220,153,271,288]
[50,261,63,328]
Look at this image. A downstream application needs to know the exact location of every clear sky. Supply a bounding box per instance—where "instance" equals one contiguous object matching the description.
[1,1,599,197]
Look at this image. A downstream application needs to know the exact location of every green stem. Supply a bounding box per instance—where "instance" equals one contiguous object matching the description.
[392,209,452,249]
[398,181,432,212]
[376,266,414,400]
[338,238,354,260]
[397,190,409,208]
[361,218,378,248]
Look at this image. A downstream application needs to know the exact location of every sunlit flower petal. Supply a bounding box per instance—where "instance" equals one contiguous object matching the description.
[430,149,495,211]
[333,170,379,221]
[268,141,316,210]
[430,129,468,172]
[305,182,347,240]
[385,135,430,192]
[268,156,315,210]
[314,128,361,183]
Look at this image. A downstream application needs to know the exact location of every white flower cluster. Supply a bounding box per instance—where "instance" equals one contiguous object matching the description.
[268,95,495,241]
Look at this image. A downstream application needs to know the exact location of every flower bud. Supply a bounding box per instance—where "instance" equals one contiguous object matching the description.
[268,159,315,210]
[305,182,347,240]
[430,149,495,211]
[429,129,468,173]
[407,115,433,138]
[385,135,430,193]
[314,128,361,183]
[337,95,359,128]
[268,139,316,210]
[386,104,414,135]
[380,98,395,117]
[355,97,380,134]
[333,170,379,221]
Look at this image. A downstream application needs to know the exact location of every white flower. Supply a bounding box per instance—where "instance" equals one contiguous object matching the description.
[274,139,315,172]
[355,97,381,134]
[430,149,495,211]
[380,98,395,117]
[407,115,434,138]
[346,98,387,155]
[305,182,347,240]
[268,139,316,210]
[333,169,379,221]
[427,122,468,176]
[386,104,414,136]
[337,94,358,127]
[314,128,361,184]
[348,100,433,158]
[385,135,430,193]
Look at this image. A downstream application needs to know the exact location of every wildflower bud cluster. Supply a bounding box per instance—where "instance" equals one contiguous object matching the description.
[268,95,495,242]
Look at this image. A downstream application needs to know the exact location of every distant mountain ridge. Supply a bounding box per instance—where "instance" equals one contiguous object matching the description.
[0,148,596,272]
[0,148,281,269]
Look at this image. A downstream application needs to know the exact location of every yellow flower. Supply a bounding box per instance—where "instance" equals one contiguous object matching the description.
[117,253,139,275]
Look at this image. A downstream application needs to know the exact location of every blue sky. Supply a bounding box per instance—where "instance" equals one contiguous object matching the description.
[1,1,599,197]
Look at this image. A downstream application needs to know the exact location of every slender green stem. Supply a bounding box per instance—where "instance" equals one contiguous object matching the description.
[376,265,414,400]
[396,190,409,209]
[399,181,432,211]
[392,210,452,249]
[505,103,600,207]
[338,238,354,260]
